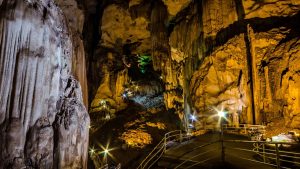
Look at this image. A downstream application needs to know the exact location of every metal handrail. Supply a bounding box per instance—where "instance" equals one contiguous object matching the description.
[99,164,108,169]
[185,157,215,169]
[169,139,299,169]
[138,126,299,169]
[174,141,218,169]
[222,124,266,137]
[225,140,300,169]
[147,146,165,169]
[138,138,165,169]
[137,130,186,169]
[223,140,298,144]
[223,124,266,128]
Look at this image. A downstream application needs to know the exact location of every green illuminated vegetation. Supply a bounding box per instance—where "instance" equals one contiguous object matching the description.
[137,54,151,73]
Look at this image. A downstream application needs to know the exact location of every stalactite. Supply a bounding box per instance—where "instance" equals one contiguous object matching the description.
[151,0,169,71]
[72,36,89,108]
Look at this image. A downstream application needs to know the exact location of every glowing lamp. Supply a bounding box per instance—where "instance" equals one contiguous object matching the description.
[100,100,106,105]
[218,111,226,118]
[122,93,127,99]
[190,115,196,121]
[89,148,95,154]
[104,149,109,154]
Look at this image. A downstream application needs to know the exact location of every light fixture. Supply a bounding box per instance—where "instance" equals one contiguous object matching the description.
[122,93,127,99]
[190,115,196,121]
[100,100,106,105]
[89,148,96,155]
[105,113,110,120]
[218,111,226,118]
[104,149,109,154]
[102,104,108,109]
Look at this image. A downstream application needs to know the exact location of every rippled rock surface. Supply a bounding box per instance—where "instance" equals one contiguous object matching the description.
[0,1,89,168]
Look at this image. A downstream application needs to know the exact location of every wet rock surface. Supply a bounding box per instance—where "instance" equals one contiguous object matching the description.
[0,1,89,168]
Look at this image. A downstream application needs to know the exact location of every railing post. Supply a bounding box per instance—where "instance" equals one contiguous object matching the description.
[221,124,225,163]
[164,137,167,153]
[221,139,225,163]
[275,144,280,169]
[253,142,257,152]
[262,143,266,163]
[180,130,182,143]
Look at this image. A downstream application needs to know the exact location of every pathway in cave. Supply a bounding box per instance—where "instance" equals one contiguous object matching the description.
[156,132,299,169]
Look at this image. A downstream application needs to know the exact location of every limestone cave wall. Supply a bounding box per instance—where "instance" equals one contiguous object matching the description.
[86,0,300,130]
[189,0,300,128]
[0,0,89,168]
[54,0,88,107]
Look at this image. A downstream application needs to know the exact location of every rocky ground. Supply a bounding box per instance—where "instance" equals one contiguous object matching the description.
[88,102,181,168]
[265,118,300,138]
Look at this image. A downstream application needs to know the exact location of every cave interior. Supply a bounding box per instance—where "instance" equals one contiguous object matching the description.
[0,0,300,169]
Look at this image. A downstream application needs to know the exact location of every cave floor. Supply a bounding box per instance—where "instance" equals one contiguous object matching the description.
[157,132,300,169]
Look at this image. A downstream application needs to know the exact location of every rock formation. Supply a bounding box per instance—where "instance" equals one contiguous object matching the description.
[0,0,89,168]
[54,0,88,108]
[87,0,300,131]
[179,0,300,128]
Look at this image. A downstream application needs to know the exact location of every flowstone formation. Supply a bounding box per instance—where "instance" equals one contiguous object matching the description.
[150,0,300,130]
[189,0,300,129]
[0,1,89,168]
[54,0,88,107]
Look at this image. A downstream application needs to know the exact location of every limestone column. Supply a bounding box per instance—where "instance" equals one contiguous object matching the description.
[247,24,261,124]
